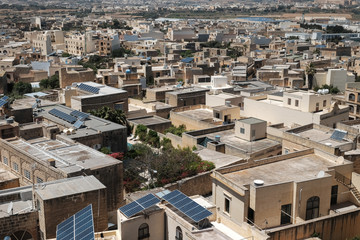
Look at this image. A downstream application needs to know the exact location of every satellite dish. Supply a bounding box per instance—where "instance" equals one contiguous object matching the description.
[7,201,13,214]
[4,236,11,240]
[317,171,325,178]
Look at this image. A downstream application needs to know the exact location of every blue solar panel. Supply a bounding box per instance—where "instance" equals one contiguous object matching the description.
[56,204,94,240]
[330,130,347,141]
[162,190,212,222]
[1,96,9,101]
[78,83,100,94]
[49,108,77,123]
[0,99,7,107]
[119,193,160,218]
[70,110,89,120]
[73,120,84,129]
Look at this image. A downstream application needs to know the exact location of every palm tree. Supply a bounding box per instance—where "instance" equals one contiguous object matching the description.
[306,63,316,89]
[89,106,132,136]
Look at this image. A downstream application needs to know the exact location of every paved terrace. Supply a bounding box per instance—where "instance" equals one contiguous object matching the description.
[7,137,119,174]
[223,153,348,187]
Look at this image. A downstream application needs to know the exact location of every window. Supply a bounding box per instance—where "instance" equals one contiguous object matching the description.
[36,177,43,184]
[224,197,230,213]
[323,100,327,107]
[306,196,320,220]
[295,100,299,107]
[138,223,149,239]
[281,204,292,225]
[24,169,31,180]
[193,99,196,105]
[240,128,245,134]
[175,227,183,240]
[13,162,19,172]
[349,93,355,101]
[287,98,291,105]
[252,129,256,137]
[3,156,8,166]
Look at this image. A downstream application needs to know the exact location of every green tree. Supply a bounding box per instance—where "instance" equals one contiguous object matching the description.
[306,63,316,89]
[89,106,132,135]
[164,124,187,137]
[135,124,148,141]
[61,52,71,57]
[39,75,59,89]
[100,147,111,154]
[146,130,160,148]
[111,47,133,58]
[13,82,32,95]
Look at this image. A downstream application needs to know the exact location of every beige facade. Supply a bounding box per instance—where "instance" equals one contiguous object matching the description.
[64,32,95,56]
[314,68,355,92]
[243,92,349,128]
[212,149,358,234]
[235,118,266,142]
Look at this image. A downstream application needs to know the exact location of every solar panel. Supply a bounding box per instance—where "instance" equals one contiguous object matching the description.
[73,120,84,129]
[330,129,347,141]
[49,108,77,123]
[162,190,212,223]
[56,204,95,240]
[119,193,160,218]
[32,103,38,109]
[78,83,100,94]
[1,96,9,101]
[155,189,171,199]
[70,110,90,121]
[0,99,7,107]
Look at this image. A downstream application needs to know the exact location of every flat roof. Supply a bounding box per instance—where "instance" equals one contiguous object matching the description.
[237,117,265,125]
[35,176,105,201]
[37,104,126,138]
[73,81,127,99]
[196,149,243,169]
[0,168,18,182]
[294,128,351,147]
[129,116,171,126]
[223,153,347,187]
[7,137,120,174]
[176,108,214,121]
[11,97,59,110]
[197,129,279,154]
[166,87,209,96]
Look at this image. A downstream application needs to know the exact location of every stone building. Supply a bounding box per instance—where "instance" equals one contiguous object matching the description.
[243,90,349,128]
[51,65,95,88]
[165,87,209,107]
[212,149,360,239]
[34,104,128,154]
[0,135,123,215]
[0,176,108,240]
[59,81,128,113]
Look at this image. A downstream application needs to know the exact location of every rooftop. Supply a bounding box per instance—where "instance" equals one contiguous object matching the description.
[166,87,209,96]
[196,149,244,169]
[175,108,215,121]
[197,129,279,154]
[237,117,265,125]
[35,176,105,201]
[7,137,120,174]
[73,81,127,99]
[36,104,126,138]
[129,116,171,126]
[223,152,349,187]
